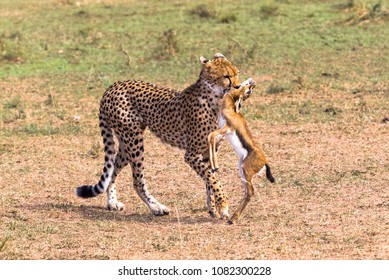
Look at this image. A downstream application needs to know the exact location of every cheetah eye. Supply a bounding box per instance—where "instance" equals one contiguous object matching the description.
[234,85,241,89]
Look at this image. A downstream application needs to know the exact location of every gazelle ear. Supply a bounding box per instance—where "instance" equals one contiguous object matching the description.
[199,56,210,65]
[235,98,242,113]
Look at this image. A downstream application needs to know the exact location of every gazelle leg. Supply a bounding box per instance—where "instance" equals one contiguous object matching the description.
[228,162,256,224]
[208,125,230,172]
[208,131,219,171]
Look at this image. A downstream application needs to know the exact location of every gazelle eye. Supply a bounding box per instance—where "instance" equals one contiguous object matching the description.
[234,85,241,89]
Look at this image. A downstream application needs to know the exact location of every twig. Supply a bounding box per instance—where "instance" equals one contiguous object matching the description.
[0,236,10,252]
[85,66,94,92]
[48,85,55,107]
[120,44,132,68]
[175,205,183,259]
[230,37,248,57]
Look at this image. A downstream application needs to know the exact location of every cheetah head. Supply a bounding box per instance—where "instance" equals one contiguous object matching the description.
[199,53,240,93]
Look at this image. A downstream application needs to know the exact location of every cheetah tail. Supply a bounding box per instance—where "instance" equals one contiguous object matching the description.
[76,184,101,198]
[265,163,275,183]
[76,115,115,198]
[76,169,114,198]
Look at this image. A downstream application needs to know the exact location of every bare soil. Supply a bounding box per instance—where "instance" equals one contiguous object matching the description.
[1,76,388,260]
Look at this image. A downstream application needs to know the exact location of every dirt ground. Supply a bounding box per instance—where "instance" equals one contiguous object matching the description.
[0,76,388,260]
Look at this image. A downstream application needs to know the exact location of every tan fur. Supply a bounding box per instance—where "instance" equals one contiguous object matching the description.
[208,78,274,223]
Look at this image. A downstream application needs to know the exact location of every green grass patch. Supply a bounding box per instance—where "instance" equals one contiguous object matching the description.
[1,97,26,124]
[1,0,388,85]
[266,83,288,94]
[3,96,22,109]
[2,123,83,137]
[245,98,344,124]
[0,0,388,128]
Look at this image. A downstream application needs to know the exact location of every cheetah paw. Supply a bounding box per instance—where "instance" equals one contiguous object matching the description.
[107,201,125,211]
[151,204,170,216]
[218,207,229,220]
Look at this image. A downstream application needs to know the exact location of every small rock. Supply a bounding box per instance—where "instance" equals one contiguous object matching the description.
[324,108,337,115]
[321,72,340,79]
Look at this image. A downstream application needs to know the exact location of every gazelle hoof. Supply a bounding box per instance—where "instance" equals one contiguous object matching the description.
[212,168,219,173]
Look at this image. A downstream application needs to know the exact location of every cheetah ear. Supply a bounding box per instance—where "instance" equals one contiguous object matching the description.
[199,56,210,65]
[214,53,225,59]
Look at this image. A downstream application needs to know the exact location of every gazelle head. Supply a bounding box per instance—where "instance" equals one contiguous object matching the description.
[225,78,256,113]
[236,78,256,101]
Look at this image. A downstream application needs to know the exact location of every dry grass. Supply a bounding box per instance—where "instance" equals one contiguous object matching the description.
[1,0,388,260]
[341,1,389,25]
[0,76,388,260]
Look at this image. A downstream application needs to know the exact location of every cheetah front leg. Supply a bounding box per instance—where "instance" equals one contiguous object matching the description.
[206,183,217,218]
[130,160,171,216]
[185,151,229,219]
[201,149,217,217]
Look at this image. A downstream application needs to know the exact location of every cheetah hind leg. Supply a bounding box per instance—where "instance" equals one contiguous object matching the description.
[123,133,170,216]
[76,117,125,211]
[106,140,129,211]
[132,179,171,216]
[107,182,125,211]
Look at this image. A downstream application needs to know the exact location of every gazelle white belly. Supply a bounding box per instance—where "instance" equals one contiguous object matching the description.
[219,115,248,159]
[226,132,247,179]
[218,115,248,179]
[219,115,226,128]
[226,132,248,160]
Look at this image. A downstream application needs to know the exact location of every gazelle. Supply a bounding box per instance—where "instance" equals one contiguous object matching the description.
[208,78,275,224]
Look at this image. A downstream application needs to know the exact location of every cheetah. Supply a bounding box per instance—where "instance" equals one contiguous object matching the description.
[76,53,240,219]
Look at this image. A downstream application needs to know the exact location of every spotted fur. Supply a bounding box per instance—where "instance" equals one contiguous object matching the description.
[76,53,240,218]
